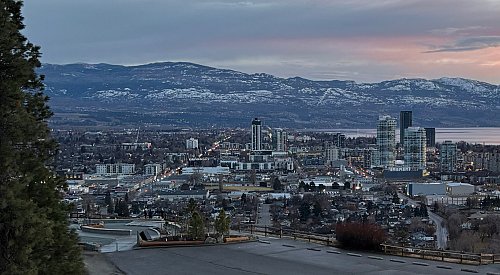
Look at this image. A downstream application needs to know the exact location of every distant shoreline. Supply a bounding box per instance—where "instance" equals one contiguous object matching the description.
[299,127,500,145]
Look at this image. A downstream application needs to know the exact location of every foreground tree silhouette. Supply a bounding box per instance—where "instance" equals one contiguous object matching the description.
[0,1,84,274]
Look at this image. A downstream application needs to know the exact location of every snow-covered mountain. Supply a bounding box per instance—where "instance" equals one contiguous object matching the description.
[39,62,500,128]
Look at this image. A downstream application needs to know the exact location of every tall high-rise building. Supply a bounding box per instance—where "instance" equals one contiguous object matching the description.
[424,127,436,147]
[440,140,457,172]
[186,137,199,149]
[404,127,427,170]
[399,111,413,145]
[332,133,346,148]
[251,118,262,151]
[324,141,339,165]
[376,115,397,167]
[274,128,287,151]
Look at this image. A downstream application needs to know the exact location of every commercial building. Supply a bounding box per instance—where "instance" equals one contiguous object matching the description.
[404,127,427,170]
[96,163,135,175]
[182,166,230,176]
[157,190,209,202]
[375,115,397,168]
[407,182,446,197]
[144,163,162,176]
[446,182,475,196]
[121,142,152,151]
[425,195,468,206]
[186,138,199,149]
[251,118,262,151]
[440,140,457,173]
[399,111,412,146]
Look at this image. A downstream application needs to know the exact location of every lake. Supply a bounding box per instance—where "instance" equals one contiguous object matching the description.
[309,127,500,145]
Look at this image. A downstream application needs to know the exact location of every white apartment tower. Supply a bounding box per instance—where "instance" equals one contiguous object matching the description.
[404,127,427,170]
[251,118,262,151]
[376,115,397,167]
[324,141,339,165]
[274,128,287,151]
[186,137,199,149]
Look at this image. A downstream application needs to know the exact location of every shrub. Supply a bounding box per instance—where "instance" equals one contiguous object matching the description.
[335,222,386,251]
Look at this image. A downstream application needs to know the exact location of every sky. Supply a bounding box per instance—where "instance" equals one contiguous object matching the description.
[22,0,500,83]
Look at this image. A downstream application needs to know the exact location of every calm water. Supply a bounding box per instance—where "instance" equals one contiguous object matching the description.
[311,127,500,145]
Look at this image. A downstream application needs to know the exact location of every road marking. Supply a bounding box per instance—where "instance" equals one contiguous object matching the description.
[390,259,406,263]
[461,268,479,273]
[347,253,362,257]
[327,250,341,254]
[367,256,383,260]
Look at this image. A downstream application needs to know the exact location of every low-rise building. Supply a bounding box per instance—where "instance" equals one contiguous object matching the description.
[96,163,135,175]
[446,182,475,196]
[407,182,446,197]
[157,190,209,201]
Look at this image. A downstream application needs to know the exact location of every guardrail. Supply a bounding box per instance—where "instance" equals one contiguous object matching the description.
[381,244,500,265]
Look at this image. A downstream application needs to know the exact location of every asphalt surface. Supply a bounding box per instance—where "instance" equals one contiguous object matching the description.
[428,210,449,249]
[106,237,500,275]
[257,203,272,227]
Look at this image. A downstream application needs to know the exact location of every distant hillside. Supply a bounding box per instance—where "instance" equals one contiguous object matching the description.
[39,62,500,128]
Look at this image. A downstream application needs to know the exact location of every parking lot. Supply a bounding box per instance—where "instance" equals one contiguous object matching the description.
[106,237,500,275]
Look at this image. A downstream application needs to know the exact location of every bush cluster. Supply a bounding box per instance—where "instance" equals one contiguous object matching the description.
[335,222,386,251]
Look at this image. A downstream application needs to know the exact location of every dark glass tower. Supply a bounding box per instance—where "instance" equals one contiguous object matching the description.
[399,111,412,145]
[424,127,436,147]
[251,118,262,151]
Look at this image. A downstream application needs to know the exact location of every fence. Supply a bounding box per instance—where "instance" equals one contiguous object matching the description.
[381,244,500,265]
[239,225,336,246]
[239,225,500,266]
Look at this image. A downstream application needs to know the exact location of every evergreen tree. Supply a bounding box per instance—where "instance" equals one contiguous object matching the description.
[115,199,129,217]
[215,209,230,236]
[188,211,205,240]
[0,1,84,273]
[313,201,322,217]
[107,199,115,215]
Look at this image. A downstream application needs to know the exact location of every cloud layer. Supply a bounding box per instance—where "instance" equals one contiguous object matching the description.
[22,0,500,83]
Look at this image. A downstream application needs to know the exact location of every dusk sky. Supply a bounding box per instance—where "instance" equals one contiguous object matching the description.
[23,0,500,83]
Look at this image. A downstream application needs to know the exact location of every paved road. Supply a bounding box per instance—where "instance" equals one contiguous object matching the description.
[428,211,448,250]
[257,203,272,227]
[107,238,499,275]
[398,193,449,249]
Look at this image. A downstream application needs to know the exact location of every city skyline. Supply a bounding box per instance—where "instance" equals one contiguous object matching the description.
[23,0,500,84]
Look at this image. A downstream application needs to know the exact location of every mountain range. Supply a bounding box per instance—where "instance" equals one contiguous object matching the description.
[38,62,500,129]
